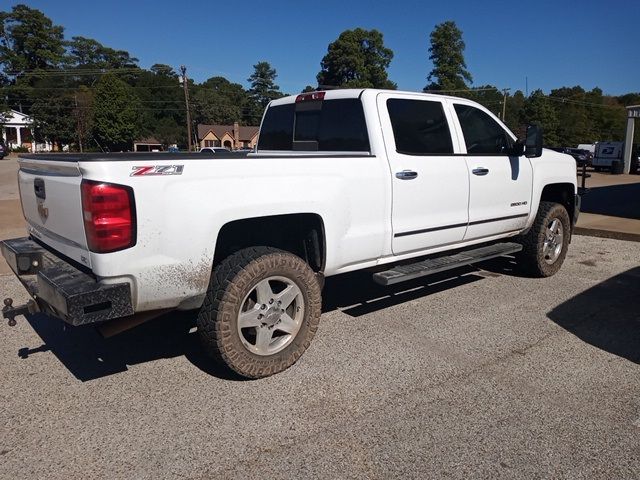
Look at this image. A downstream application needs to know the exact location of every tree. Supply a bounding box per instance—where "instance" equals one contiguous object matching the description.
[0,5,67,114]
[548,86,593,145]
[424,21,472,92]
[0,4,65,73]
[72,86,93,152]
[67,36,139,70]
[30,94,76,148]
[248,61,283,110]
[504,90,526,134]
[133,68,184,146]
[464,85,502,117]
[193,76,253,125]
[316,28,396,89]
[150,63,176,77]
[523,90,560,146]
[92,74,140,151]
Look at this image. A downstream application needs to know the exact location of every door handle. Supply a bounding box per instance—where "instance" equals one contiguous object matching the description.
[396,170,418,180]
[472,167,489,176]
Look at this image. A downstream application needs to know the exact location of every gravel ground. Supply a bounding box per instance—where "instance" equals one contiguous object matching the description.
[0,235,638,479]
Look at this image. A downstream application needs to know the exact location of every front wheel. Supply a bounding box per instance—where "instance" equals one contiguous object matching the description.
[197,247,322,378]
[517,201,571,277]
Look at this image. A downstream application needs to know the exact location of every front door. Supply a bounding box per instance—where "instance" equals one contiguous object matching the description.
[377,93,469,255]
[450,102,533,240]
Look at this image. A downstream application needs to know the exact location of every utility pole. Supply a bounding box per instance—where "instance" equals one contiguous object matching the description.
[501,88,511,122]
[180,65,193,152]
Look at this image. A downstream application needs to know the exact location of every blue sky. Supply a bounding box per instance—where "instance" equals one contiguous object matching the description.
[7,0,640,95]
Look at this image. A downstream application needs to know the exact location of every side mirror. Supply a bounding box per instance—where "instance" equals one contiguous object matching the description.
[525,124,543,158]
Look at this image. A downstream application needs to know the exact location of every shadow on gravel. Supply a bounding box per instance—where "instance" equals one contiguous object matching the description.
[322,266,486,316]
[19,310,245,382]
[16,258,518,382]
[547,266,640,364]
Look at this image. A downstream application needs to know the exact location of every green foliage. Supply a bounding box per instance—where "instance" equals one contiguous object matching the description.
[10,145,29,152]
[30,94,76,146]
[504,90,526,134]
[425,21,472,92]
[67,36,138,69]
[0,4,65,73]
[317,28,396,89]
[150,63,177,77]
[248,61,283,110]
[461,85,503,116]
[522,90,560,146]
[133,68,184,146]
[72,85,93,151]
[194,76,255,125]
[92,74,140,151]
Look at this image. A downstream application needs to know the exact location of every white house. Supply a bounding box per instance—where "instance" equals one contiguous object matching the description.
[1,109,54,152]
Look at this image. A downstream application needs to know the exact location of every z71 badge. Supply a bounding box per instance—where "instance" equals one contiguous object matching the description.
[130,165,184,176]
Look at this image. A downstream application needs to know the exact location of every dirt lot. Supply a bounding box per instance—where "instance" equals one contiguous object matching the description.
[0,156,638,479]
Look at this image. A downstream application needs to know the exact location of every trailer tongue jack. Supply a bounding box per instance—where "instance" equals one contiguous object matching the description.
[2,298,38,326]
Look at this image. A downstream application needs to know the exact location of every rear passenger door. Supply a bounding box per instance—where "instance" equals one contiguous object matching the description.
[451,102,532,241]
[377,93,469,255]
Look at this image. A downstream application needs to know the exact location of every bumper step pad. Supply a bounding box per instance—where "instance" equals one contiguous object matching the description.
[373,242,523,286]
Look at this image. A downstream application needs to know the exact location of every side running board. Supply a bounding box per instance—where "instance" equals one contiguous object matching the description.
[373,242,523,286]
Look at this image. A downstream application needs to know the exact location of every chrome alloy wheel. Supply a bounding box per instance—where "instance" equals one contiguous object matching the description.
[237,276,305,356]
[543,218,564,264]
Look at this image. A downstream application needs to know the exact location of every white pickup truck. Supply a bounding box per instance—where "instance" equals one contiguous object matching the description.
[2,89,579,378]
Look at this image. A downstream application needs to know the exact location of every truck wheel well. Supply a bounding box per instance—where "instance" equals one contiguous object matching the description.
[213,214,326,272]
[540,183,575,222]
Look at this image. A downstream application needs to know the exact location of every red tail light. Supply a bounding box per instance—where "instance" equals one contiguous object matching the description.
[81,180,136,253]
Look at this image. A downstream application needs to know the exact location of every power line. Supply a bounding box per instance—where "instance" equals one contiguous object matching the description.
[4,68,143,75]
[539,95,624,109]
[423,87,502,93]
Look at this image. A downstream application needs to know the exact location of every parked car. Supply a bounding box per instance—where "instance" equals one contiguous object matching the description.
[547,147,592,167]
[0,140,6,159]
[199,147,231,154]
[2,88,580,379]
[566,148,593,167]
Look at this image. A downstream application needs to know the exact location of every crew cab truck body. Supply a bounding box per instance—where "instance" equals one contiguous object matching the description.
[2,89,579,378]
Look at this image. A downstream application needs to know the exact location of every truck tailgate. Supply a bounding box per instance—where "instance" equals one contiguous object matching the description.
[18,157,91,268]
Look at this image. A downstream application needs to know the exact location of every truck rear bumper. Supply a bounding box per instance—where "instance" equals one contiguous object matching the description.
[1,237,133,326]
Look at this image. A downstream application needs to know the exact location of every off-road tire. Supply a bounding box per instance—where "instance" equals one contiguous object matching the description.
[197,247,322,378]
[517,201,570,277]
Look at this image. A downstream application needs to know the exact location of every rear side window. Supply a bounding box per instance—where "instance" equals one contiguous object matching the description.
[386,99,453,155]
[257,103,295,150]
[454,104,513,154]
[257,99,370,152]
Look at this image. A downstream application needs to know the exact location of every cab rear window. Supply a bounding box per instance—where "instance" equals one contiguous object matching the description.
[258,99,370,152]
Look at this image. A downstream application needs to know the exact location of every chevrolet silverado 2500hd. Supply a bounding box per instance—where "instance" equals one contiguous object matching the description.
[1,89,579,378]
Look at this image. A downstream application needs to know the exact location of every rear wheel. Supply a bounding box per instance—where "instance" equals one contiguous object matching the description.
[517,201,570,277]
[197,246,322,378]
